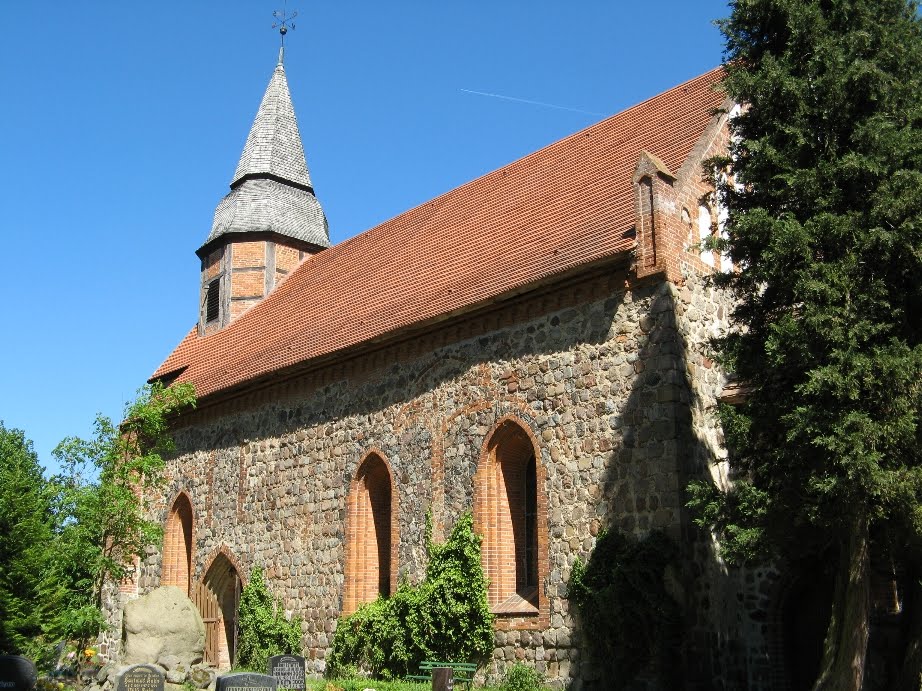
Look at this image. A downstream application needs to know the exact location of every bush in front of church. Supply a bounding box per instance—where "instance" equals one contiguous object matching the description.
[326,512,493,680]
[236,566,303,672]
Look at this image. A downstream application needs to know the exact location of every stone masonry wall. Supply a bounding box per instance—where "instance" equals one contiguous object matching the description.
[122,260,752,689]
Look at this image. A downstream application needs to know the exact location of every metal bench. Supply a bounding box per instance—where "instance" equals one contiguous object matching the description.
[406,661,477,689]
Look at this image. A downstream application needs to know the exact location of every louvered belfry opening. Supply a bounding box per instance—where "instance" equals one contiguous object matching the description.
[343,453,394,614]
[162,494,194,595]
[205,279,220,323]
[476,420,541,613]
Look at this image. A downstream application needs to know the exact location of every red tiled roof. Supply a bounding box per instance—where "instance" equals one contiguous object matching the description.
[153,68,725,400]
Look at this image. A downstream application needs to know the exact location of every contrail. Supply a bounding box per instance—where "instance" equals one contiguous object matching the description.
[460,88,604,117]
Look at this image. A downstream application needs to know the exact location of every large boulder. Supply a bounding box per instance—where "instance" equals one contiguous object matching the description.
[123,586,205,667]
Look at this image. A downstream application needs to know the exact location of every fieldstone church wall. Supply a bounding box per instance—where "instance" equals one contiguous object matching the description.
[99,256,766,689]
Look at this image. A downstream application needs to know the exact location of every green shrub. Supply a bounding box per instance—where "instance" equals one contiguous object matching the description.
[327,512,494,680]
[568,529,681,690]
[500,663,543,691]
[326,584,418,679]
[409,512,494,664]
[236,566,303,671]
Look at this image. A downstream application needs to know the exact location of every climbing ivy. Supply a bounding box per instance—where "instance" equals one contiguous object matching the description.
[568,529,681,690]
[327,512,494,680]
[236,566,303,672]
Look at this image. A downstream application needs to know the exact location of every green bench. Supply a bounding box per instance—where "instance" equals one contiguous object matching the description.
[407,661,477,689]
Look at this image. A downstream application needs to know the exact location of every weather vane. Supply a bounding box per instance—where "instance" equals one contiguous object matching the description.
[272,3,297,54]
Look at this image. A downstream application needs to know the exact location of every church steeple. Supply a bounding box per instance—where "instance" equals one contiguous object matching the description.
[230,56,314,194]
[196,54,330,336]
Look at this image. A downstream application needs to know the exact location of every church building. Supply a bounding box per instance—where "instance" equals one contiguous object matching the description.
[101,48,798,689]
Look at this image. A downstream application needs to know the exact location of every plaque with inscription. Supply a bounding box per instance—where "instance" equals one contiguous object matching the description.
[216,672,278,691]
[117,665,164,691]
[0,656,37,691]
[267,655,305,691]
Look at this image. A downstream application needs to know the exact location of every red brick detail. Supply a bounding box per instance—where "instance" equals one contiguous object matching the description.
[275,243,301,275]
[231,270,265,299]
[342,450,399,615]
[231,241,266,269]
[473,416,549,629]
[230,298,261,321]
[633,151,683,283]
[162,491,195,595]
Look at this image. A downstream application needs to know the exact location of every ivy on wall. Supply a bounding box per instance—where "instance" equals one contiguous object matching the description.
[236,566,303,672]
[327,512,494,680]
[569,529,682,690]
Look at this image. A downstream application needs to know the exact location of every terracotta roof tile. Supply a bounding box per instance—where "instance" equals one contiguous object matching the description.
[153,68,725,400]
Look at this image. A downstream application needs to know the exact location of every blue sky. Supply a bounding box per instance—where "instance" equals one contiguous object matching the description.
[0,1,729,473]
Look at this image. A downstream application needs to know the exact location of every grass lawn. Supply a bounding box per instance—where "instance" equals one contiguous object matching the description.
[304,680,519,691]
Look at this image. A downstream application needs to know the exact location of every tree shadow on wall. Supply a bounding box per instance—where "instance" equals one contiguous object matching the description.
[569,528,683,690]
[569,280,749,691]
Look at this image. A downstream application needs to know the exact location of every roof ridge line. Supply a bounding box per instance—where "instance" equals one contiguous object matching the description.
[329,66,725,256]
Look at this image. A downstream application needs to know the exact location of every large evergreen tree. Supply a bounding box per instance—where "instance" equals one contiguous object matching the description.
[689,1,922,689]
[0,423,56,661]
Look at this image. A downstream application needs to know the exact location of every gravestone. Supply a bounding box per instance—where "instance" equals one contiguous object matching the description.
[216,672,277,691]
[0,656,37,691]
[431,667,453,691]
[267,655,305,691]
[117,664,164,691]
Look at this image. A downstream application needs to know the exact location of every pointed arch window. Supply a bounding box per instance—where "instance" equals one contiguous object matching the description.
[698,204,715,267]
[475,418,546,616]
[343,452,397,614]
[162,492,194,595]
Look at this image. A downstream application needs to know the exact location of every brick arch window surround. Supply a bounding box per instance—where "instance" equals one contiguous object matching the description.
[474,417,548,617]
[343,451,398,614]
[162,492,194,595]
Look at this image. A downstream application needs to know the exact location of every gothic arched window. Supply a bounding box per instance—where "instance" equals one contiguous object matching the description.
[343,452,396,614]
[162,492,194,595]
[475,418,545,615]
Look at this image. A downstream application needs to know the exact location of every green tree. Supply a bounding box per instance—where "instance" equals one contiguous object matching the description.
[0,423,56,662]
[235,566,303,672]
[51,381,196,651]
[688,1,922,689]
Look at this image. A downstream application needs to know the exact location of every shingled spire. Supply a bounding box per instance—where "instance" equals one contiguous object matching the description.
[196,53,330,335]
[200,55,330,254]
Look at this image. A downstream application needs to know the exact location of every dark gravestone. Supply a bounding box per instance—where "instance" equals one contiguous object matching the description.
[118,665,164,691]
[431,667,453,691]
[267,655,305,691]
[216,672,277,691]
[0,656,37,691]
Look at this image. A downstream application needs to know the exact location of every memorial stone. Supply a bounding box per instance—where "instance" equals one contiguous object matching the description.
[267,656,305,691]
[216,672,277,691]
[117,665,164,691]
[0,656,37,691]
